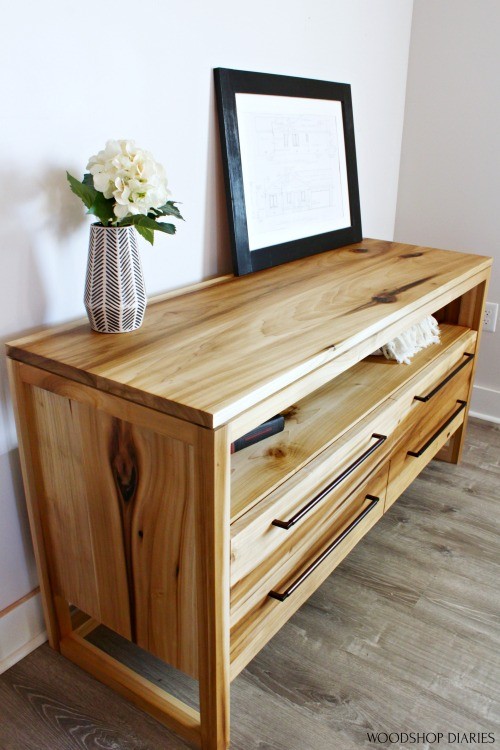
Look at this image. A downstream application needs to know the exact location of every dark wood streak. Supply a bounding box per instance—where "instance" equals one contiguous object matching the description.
[109,419,139,642]
[349,275,435,313]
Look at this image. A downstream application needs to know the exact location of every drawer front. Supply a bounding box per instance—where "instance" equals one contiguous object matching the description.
[385,367,472,511]
[230,405,397,589]
[230,465,388,677]
[384,329,476,440]
[231,465,388,629]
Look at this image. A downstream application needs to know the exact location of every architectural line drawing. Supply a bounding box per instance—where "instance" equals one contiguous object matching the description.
[236,99,351,251]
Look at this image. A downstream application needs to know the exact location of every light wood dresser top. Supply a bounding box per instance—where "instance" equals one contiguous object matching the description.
[7,239,491,427]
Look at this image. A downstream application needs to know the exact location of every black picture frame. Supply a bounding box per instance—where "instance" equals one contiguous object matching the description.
[214,68,362,276]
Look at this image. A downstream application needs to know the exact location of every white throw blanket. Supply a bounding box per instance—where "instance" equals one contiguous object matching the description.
[374,315,441,364]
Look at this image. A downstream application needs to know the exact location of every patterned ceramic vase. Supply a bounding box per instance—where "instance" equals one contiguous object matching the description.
[84,224,147,333]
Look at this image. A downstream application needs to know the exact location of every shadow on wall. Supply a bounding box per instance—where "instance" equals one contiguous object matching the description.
[0,447,36,592]
[204,75,232,278]
[0,165,87,599]
[0,351,39,594]
[42,165,85,240]
[0,163,86,340]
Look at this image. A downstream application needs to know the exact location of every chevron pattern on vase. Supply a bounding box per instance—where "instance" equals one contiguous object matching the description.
[84,225,147,333]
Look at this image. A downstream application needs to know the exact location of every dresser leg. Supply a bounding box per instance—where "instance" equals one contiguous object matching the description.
[7,359,62,650]
[196,426,231,749]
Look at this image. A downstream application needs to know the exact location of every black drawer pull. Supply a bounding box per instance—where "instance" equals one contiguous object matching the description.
[414,353,474,402]
[269,495,380,602]
[272,434,387,530]
[407,400,467,458]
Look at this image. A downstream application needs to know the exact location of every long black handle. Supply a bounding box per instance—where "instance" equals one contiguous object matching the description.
[407,400,467,458]
[414,353,474,402]
[272,434,386,530]
[269,495,380,602]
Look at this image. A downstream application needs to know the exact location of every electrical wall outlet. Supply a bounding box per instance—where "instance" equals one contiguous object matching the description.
[483,302,498,333]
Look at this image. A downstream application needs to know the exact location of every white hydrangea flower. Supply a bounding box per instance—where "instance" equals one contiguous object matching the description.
[87,139,170,220]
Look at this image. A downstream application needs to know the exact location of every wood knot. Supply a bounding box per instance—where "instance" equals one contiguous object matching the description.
[351,247,369,253]
[372,293,397,304]
[267,446,287,459]
[400,252,424,258]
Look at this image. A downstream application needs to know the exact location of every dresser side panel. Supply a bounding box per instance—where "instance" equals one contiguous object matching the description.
[25,378,199,678]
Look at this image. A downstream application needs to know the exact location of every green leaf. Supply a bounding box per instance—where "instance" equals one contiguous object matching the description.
[116,215,143,227]
[137,216,165,230]
[116,214,176,242]
[153,221,176,235]
[153,201,184,221]
[66,171,97,209]
[136,224,155,245]
[67,171,115,225]
[137,216,176,235]
[87,192,115,226]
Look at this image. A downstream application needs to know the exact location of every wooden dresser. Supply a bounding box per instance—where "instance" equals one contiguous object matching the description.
[7,239,491,749]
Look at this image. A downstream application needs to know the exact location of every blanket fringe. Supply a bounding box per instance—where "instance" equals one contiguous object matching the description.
[373,315,441,364]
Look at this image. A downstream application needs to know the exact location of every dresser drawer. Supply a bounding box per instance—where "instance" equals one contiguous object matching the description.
[230,465,388,675]
[231,465,388,627]
[230,403,396,590]
[383,328,476,512]
[386,393,469,511]
[384,330,475,447]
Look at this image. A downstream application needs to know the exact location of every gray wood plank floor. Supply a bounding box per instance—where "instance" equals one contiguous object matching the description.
[1,418,499,750]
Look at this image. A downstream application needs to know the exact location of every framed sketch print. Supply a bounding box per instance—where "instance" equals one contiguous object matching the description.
[214,68,362,276]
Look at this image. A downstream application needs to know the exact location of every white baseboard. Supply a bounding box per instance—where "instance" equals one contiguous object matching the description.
[469,383,500,425]
[0,592,47,673]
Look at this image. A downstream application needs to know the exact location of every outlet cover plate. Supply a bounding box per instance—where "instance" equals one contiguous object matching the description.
[484,302,498,333]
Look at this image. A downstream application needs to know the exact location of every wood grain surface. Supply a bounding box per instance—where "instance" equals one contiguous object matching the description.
[195,427,231,750]
[230,324,475,520]
[385,367,472,510]
[1,418,498,750]
[6,360,61,649]
[6,240,491,427]
[17,371,199,678]
[230,467,389,676]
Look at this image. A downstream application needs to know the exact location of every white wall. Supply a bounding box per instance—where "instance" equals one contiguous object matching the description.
[395,0,500,421]
[0,0,413,659]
